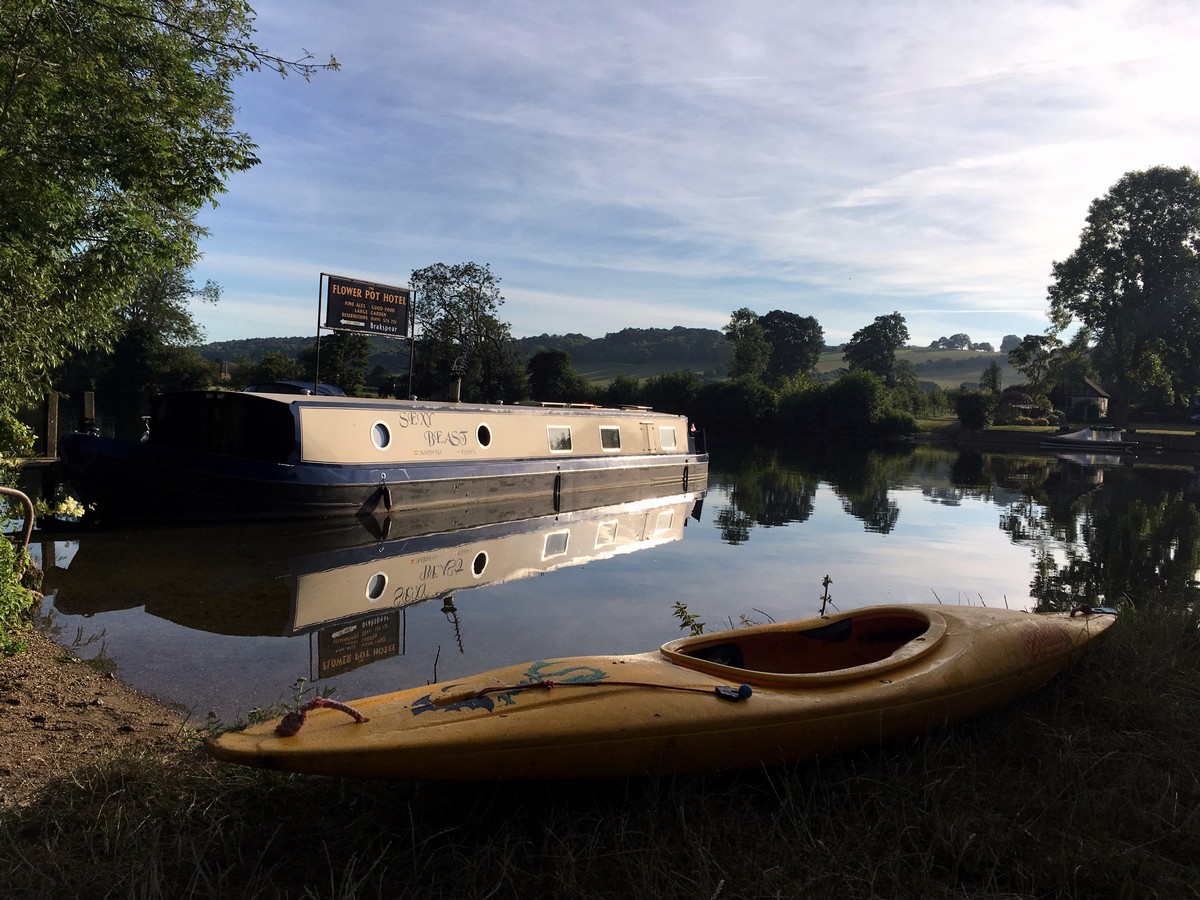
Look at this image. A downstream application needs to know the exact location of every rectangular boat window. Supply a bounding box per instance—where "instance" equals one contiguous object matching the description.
[595,519,619,547]
[600,425,621,451]
[654,510,675,533]
[543,530,569,559]
[659,426,678,451]
[547,425,573,452]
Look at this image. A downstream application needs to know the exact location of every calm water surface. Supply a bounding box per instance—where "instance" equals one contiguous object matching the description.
[32,444,1200,722]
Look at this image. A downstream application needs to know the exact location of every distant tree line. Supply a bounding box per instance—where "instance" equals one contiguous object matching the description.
[928,333,994,352]
[517,327,732,371]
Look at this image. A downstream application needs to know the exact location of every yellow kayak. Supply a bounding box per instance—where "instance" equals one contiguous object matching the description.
[206,604,1115,779]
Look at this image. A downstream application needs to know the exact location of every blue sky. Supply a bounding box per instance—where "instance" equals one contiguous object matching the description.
[192,0,1199,349]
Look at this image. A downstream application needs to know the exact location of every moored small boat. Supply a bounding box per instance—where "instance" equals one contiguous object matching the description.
[206,603,1115,779]
[1040,426,1147,454]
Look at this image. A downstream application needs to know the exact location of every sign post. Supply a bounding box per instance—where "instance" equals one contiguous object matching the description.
[316,273,416,395]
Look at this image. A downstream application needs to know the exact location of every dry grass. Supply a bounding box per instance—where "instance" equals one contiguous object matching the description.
[2,601,1197,900]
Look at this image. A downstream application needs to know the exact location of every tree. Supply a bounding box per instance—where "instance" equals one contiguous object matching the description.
[723,308,770,379]
[641,370,703,418]
[55,267,219,435]
[301,332,371,396]
[0,1,336,411]
[1008,331,1095,405]
[409,262,528,401]
[843,312,910,385]
[760,311,824,382]
[251,351,302,385]
[1048,165,1200,421]
[597,374,643,408]
[981,360,1003,393]
[527,350,589,402]
[956,390,994,430]
[931,333,971,350]
[1007,334,1063,388]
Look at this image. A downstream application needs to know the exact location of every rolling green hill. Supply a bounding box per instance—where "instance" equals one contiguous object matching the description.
[198,333,1019,391]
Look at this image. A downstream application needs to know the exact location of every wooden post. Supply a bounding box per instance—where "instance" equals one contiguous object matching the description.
[83,391,96,432]
[43,392,59,459]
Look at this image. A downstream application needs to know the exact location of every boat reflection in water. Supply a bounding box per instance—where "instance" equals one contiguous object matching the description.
[45,485,706,681]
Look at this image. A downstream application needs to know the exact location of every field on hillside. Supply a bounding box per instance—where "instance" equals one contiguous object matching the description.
[816,348,1020,390]
[577,363,716,384]
[577,348,1019,389]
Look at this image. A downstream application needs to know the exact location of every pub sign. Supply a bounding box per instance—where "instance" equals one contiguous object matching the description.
[323,273,412,337]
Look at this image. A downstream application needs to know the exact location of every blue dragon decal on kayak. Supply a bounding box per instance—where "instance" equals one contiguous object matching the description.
[411,687,494,716]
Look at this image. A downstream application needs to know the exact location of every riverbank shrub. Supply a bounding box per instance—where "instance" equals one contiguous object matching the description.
[778,370,916,439]
[0,410,34,489]
[641,370,703,420]
[0,537,35,655]
[954,389,994,429]
[696,376,778,431]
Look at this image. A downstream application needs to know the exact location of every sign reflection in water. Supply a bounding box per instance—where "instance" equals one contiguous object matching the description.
[35,445,1200,723]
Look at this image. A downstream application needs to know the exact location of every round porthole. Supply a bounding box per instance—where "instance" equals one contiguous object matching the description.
[476,423,492,448]
[372,421,391,450]
[472,551,488,577]
[365,572,387,601]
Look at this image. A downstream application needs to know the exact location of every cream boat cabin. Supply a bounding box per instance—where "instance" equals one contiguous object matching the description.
[58,390,708,524]
[294,398,688,465]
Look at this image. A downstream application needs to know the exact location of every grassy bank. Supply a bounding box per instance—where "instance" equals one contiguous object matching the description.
[2,597,1197,899]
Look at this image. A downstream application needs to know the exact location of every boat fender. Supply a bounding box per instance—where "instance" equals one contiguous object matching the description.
[715,684,753,702]
[274,697,370,737]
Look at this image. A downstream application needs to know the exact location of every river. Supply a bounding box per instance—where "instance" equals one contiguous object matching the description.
[29,443,1200,723]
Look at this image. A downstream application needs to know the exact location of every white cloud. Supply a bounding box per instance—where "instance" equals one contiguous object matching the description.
[193,0,1200,347]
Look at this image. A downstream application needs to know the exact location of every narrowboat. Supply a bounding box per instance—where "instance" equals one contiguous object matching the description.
[57,389,707,524]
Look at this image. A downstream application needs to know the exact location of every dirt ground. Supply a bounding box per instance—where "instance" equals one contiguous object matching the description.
[0,628,193,807]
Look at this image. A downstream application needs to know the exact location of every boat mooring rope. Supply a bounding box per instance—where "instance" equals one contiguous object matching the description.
[275,681,753,737]
[276,697,370,737]
[432,679,754,707]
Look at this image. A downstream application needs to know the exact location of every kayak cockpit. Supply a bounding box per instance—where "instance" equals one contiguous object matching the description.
[660,607,948,686]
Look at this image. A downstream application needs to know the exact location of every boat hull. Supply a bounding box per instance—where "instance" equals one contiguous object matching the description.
[206,604,1115,779]
[1040,436,1135,454]
[58,432,706,524]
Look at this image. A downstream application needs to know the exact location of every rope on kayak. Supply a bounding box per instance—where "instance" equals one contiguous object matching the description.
[275,697,370,737]
[431,679,753,707]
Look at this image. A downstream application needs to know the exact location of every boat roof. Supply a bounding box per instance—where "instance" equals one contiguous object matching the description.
[174,390,684,418]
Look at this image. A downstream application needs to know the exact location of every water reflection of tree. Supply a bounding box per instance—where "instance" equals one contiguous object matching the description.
[710,445,922,541]
[710,443,1198,607]
[709,446,820,543]
[822,446,922,535]
[1000,464,1200,610]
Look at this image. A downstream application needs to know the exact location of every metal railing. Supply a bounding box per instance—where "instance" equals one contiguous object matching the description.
[1,486,35,554]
